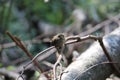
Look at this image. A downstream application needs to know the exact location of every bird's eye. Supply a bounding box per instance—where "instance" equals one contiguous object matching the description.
[59,35,64,38]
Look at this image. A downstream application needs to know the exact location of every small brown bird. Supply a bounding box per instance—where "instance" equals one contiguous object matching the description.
[51,33,65,53]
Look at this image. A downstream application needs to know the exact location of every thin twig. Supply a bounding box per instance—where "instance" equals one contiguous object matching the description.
[98,37,120,74]
[65,35,98,45]
[0,39,42,49]
[24,46,54,68]
[79,14,120,36]
[53,55,63,80]
[6,31,49,78]
[59,71,68,80]
[42,61,54,68]
[17,67,25,80]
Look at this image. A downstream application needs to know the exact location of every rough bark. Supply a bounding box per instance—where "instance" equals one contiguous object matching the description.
[61,27,120,80]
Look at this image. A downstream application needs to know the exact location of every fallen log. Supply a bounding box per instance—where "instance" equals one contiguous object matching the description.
[61,27,120,80]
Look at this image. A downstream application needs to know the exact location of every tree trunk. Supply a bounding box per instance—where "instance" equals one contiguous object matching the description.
[61,27,120,80]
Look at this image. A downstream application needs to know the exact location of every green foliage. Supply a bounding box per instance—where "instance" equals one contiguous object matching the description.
[34,71,40,77]
[7,66,15,70]
[15,0,70,25]
[0,63,3,67]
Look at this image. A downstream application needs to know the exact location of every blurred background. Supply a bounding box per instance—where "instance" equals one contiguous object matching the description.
[0,0,120,80]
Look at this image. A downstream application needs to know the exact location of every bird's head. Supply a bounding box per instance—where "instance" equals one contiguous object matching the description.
[58,33,65,40]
